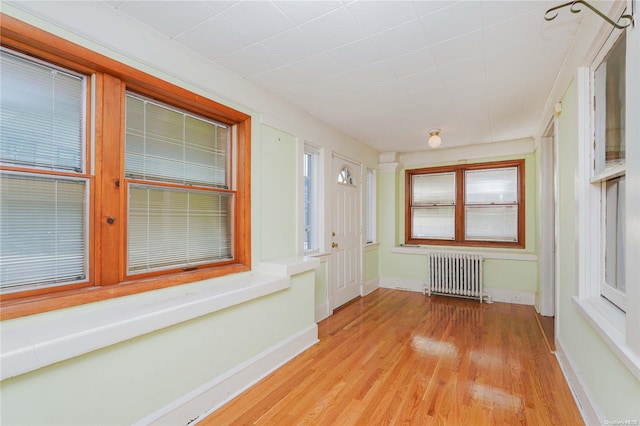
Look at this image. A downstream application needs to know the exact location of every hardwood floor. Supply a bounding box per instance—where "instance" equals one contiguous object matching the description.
[201,289,583,425]
[535,312,556,353]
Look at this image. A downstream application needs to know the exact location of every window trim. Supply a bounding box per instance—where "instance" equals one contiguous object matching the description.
[0,14,251,319]
[405,159,525,249]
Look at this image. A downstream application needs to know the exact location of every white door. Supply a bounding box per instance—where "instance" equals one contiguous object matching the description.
[331,156,361,309]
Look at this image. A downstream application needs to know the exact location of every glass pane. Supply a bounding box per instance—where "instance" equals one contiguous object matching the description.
[465,168,517,204]
[303,153,313,251]
[412,207,454,239]
[128,185,232,274]
[125,94,229,188]
[412,172,455,205]
[605,177,625,294]
[594,32,625,173]
[1,173,87,289]
[0,50,84,172]
[338,166,355,186]
[465,206,517,241]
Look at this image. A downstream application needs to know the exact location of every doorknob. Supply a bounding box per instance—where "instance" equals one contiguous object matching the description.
[332,242,339,248]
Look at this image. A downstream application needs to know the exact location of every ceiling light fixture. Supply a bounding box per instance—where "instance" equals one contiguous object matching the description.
[428,129,442,148]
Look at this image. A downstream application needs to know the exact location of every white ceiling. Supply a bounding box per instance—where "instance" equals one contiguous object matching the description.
[21,1,606,153]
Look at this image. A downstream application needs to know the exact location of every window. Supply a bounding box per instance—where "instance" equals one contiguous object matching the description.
[0,19,250,319]
[337,165,355,186]
[303,146,320,253]
[125,94,233,275]
[365,168,376,244]
[1,49,89,293]
[574,20,639,374]
[593,30,626,311]
[405,160,525,248]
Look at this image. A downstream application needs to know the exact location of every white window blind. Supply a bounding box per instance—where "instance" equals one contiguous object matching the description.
[125,94,229,188]
[411,172,455,239]
[125,93,233,274]
[127,185,232,274]
[0,49,84,172]
[0,174,87,289]
[465,167,518,242]
[0,49,87,292]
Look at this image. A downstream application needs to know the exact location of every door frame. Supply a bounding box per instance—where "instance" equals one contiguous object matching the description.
[539,120,557,317]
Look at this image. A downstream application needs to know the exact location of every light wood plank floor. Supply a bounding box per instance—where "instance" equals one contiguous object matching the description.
[202,289,583,425]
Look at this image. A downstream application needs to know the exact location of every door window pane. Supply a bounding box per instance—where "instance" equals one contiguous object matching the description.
[337,165,355,186]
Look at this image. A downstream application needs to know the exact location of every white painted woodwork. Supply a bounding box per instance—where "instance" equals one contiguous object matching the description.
[540,135,557,317]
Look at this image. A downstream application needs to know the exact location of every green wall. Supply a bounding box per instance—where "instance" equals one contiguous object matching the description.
[364,246,379,284]
[0,272,315,425]
[378,170,400,278]
[260,126,297,261]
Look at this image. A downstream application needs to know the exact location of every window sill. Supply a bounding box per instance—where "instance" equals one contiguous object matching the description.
[309,252,332,261]
[0,257,319,380]
[391,246,537,261]
[572,296,640,381]
[364,242,380,252]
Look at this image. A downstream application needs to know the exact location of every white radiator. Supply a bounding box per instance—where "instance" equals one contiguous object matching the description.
[427,252,484,302]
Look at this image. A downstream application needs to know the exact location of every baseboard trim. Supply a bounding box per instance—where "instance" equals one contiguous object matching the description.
[379,277,424,293]
[484,288,535,305]
[555,339,602,425]
[137,324,319,426]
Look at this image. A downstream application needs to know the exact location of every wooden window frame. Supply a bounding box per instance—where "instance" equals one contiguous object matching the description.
[0,14,251,319]
[405,159,525,249]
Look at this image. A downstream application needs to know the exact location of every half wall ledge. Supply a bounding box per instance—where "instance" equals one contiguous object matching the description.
[0,257,320,380]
